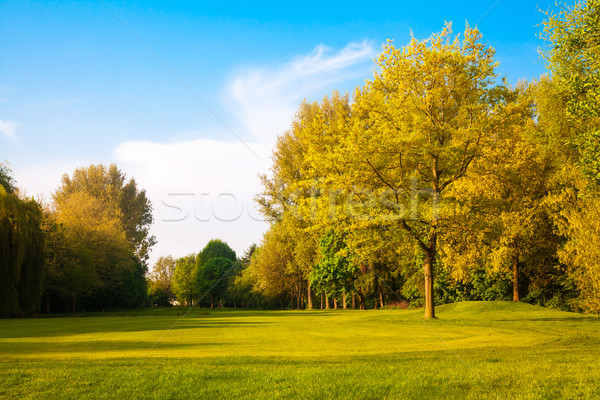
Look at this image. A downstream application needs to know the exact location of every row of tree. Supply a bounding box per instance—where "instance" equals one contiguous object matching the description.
[148,2,600,316]
[237,3,600,318]
[4,0,599,317]
[149,239,238,309]
[0,163,155,316]
[151,239,358,311]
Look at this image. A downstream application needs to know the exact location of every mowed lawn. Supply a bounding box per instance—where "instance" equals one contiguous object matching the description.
[1,302,599,399]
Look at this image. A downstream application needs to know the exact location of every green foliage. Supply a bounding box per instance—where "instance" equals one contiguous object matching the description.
[225,245,255,307]
[435,265,512,304]
[148,256,176,305]
[542,0,600,182]
[43,214,97,312]
[0,174,45,317]
[310,230,357,298]
[247,218,313,309]
[172,254,197,307]
[194,240,237,307]
[196,257,233,308]
[149,286,171,307]
[196,239,236,268]
[245,19,600,314]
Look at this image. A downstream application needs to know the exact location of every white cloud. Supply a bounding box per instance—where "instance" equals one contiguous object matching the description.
[116,41,375,264]
[114,138,272,261]
[225,40,375,142]
[0,119,21,139]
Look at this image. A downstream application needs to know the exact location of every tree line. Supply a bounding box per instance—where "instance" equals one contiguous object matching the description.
[1,163,154,316]
[3,1,600,317]
[232,4,600,318]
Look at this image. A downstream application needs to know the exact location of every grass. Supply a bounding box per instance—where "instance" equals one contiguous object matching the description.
[0,301,599,399]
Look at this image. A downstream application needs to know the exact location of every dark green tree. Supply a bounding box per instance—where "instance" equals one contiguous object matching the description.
[0,166,45,316]
[196,239,236,267]
[42,214,96,312]
[310,230,358,306]
[196,257,233,308]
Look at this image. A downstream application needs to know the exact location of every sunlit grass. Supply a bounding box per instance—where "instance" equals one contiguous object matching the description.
[1,302,599,399]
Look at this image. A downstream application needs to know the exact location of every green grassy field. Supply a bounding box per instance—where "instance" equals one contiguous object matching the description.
[0,301,599,399]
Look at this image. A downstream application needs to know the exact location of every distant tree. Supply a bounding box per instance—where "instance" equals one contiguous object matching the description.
[149,256,176,305]
[226,244,265,309]
[196,257,233,308]
[196,239,236,267]
[249,222,303,309]
[50,165,152,310]
[172,254,197,307]
[194,240,236,308]
[53,164,156,265]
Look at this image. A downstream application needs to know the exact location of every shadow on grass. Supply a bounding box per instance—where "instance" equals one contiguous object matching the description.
[0,319,274,338]
[0,340,228,355]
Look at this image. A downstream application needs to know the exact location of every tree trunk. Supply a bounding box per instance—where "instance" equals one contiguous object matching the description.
[352,295,356,309]
[307,284,313,309]
[423,247,435,319]
[321,293,324,309]
[334,298,338,309]
[513,254,520,302]
[72,292,77,313]
[325,296,330,309]
[280,297,285,310]
[379,289,384,308]
[358,292,365,310]
[343,293,347,309]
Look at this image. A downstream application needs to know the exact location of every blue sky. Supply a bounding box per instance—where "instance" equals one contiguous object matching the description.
[1,0,556,263]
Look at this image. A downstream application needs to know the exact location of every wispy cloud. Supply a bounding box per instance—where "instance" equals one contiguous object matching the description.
[225,40,375,142]
[0,119,21,139]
